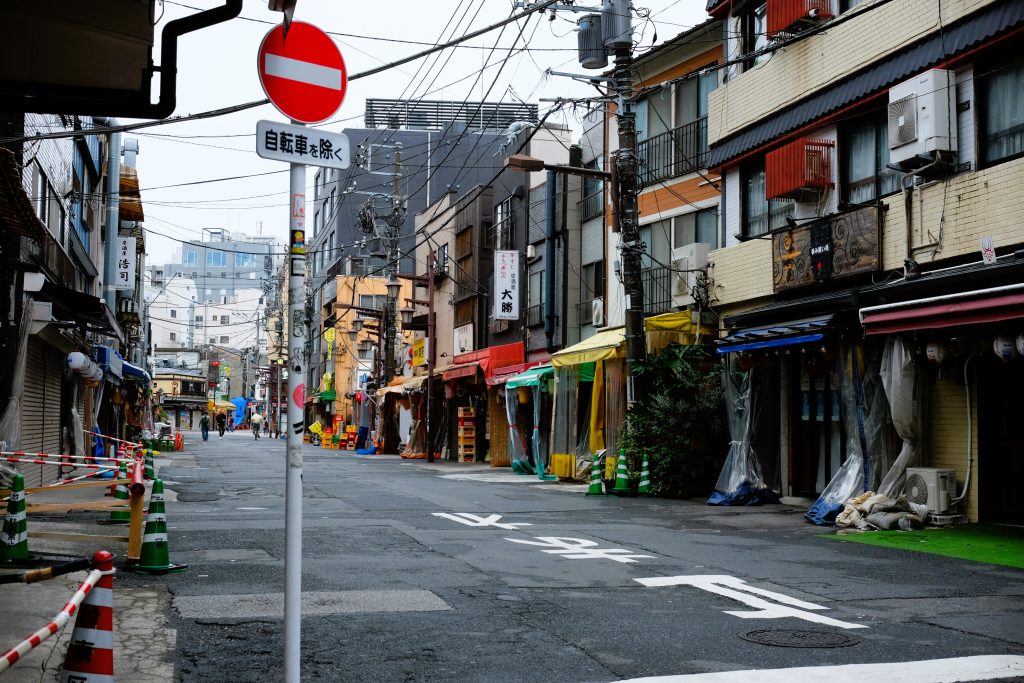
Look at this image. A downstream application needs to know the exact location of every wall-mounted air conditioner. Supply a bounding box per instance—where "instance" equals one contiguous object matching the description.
[671,243,711,297]
[591,298,604,327]
[887,69,957,172]
[905,467,955,514]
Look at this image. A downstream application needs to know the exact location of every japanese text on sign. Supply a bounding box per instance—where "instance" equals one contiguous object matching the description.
[112,237,135,290]
[493,250,519,321]
[256,120,350,170]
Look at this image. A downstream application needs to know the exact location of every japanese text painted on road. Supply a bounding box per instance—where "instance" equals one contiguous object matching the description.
[256,120,350,170]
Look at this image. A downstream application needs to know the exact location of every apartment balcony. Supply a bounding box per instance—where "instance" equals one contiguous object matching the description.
[637,117,709,189]
[641,266,673,317]
[525,304,544,328]
[579,190,605,222]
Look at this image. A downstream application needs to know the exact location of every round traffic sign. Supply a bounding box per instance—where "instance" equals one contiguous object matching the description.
[257,21,347,124]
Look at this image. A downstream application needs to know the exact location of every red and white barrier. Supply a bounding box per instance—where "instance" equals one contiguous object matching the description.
[0,551,115,675]
[2,456,117,470]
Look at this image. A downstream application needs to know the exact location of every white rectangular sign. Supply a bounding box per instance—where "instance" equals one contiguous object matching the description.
[256,120,350,169]
[113,236,135,290]
[493,250,519,321]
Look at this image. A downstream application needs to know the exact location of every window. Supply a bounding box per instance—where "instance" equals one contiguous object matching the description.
[170,309,177,319]
[209,337,216,344]
[491,197,515,250]
[742,3,769,68]
[673,208,719,248]
[979,59,1024,166]
[358,294,386,316]
[327,233,334,265]
[220,315,229,325]
[169,332,177,342]
[236,252,255,268]
[527,271,544,327]
[314,210,320,237]
[639,220,672,269]
[582,261,605,300]
[207,251,227,267]
[841,112,900,203]
[743,160,793,237]
[840,0,864,10]
[195,315,204,323]
[183,250,198,267]
[220,336,229,344]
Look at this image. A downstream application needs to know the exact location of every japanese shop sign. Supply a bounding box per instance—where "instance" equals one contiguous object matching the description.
[412,338,428,367]
[493,250,519,321]
[112,237,135,290]
[256,120,350,169]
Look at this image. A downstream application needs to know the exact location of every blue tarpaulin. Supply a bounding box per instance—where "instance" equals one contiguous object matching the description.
[230,397,249,426]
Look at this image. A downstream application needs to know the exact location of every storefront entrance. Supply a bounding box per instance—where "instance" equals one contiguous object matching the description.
[978,353,1024,525]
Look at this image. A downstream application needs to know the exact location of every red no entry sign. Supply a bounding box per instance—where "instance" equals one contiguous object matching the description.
[257,21,347,124]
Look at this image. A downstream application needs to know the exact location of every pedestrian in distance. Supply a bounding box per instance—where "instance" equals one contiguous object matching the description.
[199,411,210,442]
[251,412,263,440]
[216,411,227,439]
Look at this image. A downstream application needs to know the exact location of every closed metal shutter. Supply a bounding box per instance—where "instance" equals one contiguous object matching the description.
[20,339,65,487]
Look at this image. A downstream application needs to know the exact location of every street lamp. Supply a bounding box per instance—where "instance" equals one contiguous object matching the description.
[351,317,363,333]
[347,328,358,343]
[385,273,401,300]
[399,305,415,327]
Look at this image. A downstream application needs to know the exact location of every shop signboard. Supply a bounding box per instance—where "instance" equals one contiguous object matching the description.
[412,338,427,366]
[112,237,135,290]
[772,206,880,292]
[493,250,519,321]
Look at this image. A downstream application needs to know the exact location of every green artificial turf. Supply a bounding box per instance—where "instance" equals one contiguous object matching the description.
[824,523,1024,569]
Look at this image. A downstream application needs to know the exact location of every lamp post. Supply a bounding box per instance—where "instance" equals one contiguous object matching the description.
[384,272,401,384]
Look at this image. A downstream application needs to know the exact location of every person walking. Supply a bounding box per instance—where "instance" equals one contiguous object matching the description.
[216,411,227,439]
[199,411,210,442]
[250,411,263,440]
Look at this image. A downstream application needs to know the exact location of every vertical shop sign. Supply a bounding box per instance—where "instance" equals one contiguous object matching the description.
[493,250,519,321]
[113,237,135,290]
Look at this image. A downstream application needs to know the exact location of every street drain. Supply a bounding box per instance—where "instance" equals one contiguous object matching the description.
[739,629,860,648]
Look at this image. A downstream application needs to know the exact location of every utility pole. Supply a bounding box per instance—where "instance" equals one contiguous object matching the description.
[426,248,436,463]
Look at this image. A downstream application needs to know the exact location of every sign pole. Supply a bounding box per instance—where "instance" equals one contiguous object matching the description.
[285,135,306,682]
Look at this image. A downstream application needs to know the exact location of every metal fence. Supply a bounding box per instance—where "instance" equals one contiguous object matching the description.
[636,117,709,189]
[641,266,674,316]
[579,190,604,222]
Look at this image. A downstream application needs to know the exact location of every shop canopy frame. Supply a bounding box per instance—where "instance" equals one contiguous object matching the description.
[860,284,1024,335]
[715,315,835,354]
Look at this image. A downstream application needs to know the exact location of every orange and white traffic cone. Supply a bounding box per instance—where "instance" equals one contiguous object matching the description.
[59,550,115,683]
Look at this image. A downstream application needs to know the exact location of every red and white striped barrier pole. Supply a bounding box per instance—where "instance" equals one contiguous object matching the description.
[2,457,118,470]
[0,551,115,674]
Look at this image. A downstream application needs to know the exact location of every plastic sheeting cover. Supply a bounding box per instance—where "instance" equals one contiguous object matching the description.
[506,384,532,473]
[806,343,892,525]
[878,337,922,498]
[708,364,780,506]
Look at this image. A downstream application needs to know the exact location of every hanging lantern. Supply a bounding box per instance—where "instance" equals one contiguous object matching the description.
[517,386,530,404]
[993,334,1018,363]
[925,341,948,366]
[1016,333,1024,357]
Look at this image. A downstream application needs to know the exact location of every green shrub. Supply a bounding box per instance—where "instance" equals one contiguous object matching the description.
[619,344,727,497]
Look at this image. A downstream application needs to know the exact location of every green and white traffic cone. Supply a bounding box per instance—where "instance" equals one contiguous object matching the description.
[638,452,652,495]
[107,461,131,524]
[611,447,632,495]
[133,479,187,574]
[144,449,156,481]
[586,450,604,496]
[1,474,28,563]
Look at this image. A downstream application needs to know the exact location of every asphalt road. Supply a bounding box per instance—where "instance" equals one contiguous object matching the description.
[121,430,1024,682]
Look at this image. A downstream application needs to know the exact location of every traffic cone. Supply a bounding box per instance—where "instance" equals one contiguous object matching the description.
[611,447,632,495]
[106,462,131,524]
[638,452,651,495]
[59,550,115,683]
[0,473,28,563]
[143,450,155,481]
[133,479,187,574]
[586,450,604,496]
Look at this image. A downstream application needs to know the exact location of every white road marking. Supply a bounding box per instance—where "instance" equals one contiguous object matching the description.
[433,512,531,530]
[616,655,1024,682]
[506,536,655,563]
[236,507,268,511]
[264,54,342,90]
[636,575,865,629]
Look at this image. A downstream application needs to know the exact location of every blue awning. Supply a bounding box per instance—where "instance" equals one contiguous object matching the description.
[716,316,833,354]
[121,360,151,384]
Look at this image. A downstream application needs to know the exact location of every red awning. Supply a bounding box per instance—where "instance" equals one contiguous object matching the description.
[442,362,481,381]
[447,342,525,380]
[862,292,1024,335]
[486,361,541,387]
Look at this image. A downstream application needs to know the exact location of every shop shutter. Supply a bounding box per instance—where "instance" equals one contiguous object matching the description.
[19,339,64,487]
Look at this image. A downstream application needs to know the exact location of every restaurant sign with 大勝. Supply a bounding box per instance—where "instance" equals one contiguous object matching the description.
[493,251,519,321]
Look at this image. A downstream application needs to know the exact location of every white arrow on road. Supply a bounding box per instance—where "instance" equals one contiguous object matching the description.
[507,536,655,563]
[636,574,866,629]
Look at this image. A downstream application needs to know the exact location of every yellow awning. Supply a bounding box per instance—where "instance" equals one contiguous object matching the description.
[644,311,715,352]
[551,327,625,367]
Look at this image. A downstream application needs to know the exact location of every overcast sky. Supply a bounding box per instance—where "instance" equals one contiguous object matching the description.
[134,0,710,270]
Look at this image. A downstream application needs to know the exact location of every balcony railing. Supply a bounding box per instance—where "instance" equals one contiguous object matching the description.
[641,266,673,317]
[579,190,605,222]
[636,117,709,189]
[526,303,544,328]
[577,299,594,326]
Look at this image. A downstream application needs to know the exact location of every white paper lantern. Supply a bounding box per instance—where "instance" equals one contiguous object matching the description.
[925,341,947,366]
[993,334,1018,363]
[67,351,88,371]
[1016,333,1024,357]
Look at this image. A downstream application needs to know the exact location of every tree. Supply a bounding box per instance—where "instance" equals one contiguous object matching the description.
[619,344,727,497]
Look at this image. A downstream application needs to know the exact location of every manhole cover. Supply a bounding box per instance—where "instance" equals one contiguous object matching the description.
[739,629,860,648]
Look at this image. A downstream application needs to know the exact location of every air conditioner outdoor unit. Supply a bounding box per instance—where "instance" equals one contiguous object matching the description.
[672,243,712,296]
[887,69,957,172]
[905,467,956,514]
[591,298,604,327]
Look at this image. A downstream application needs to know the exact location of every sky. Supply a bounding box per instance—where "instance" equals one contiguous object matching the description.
[134,0,711,271]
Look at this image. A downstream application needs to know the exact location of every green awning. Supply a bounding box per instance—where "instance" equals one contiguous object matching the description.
[505,364,554,390]
[320,389,337,401]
